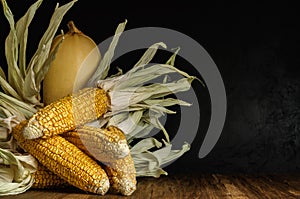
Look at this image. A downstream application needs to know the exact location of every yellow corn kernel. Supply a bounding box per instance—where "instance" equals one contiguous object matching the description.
[103,153,137,196]
[13,121,110,195]
[32,164,69,189]
[62,125,136,196]
[62,125,129,163]
[23,87,109,139]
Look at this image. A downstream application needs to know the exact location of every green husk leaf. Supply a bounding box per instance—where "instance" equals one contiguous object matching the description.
[134,42,167,67]
[15,0,43,77]
[88,20,127,85]
[0,148,36,196]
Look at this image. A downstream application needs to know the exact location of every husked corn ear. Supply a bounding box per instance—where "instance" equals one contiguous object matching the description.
[32,164,69,189]
[63,125,136,196]
[13,121,110,195]
[103,153,137,196]
[23,87,109,139]
[62,125,129,162]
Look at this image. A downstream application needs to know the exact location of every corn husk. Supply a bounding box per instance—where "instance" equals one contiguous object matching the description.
[0,148,38,196]
[1,0,198,195]
[87,20,196,177]
[0,0,77,195]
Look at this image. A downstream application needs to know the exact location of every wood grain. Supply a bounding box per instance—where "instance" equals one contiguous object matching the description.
[1,173,300,199]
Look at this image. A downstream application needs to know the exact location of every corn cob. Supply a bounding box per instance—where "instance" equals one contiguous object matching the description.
[102,153,137,196]
[13,120,110,195]
[23,87,109,139]
[62,125,129,163]
[32,164,69,189]
[62,126,137,196]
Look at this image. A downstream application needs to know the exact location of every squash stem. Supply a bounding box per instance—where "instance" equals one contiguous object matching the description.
[67,20,81,34]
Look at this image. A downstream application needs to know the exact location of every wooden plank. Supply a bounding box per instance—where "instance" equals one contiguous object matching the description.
[259,175,296,198]
[239,174,298,199]
[267,174,300,197]
[216,174,259,199]
[0,173,299,199]
[204,174,232,198]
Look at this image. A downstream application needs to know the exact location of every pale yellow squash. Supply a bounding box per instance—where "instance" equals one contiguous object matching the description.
[43,21,101,105]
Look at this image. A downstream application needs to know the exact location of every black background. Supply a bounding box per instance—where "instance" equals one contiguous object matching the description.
[1,1,299,174]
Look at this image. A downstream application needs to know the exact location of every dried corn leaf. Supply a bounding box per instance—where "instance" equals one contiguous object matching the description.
[0,116,17,134]
[35,39,63,93]
[127,122,155,141]
[0,67,6,80]
[130,138,190,177]
[1,0,23,96]
[15,0,43,78]
[144,98,191,107]
[88,20,128,85]
[0,148,37,196]
[165,47,180,66]
[1,0,77,106]
[0,106,13,118]
[30,0,77,75]
[130,137,162,153]
[0,116,18,151]
[134,42,167,68]
[111,111,143,134]
[25,0,77,104]
[90,24,196,177]
[103,76,193,115]
[0,0,78,195]
[0,93,36,119]
[130,138,167,177]
[0,76,22,100]
[0,102,25,120]
[152,140,190,166]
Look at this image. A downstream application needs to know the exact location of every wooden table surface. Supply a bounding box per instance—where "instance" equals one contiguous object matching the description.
[1,173,300,199]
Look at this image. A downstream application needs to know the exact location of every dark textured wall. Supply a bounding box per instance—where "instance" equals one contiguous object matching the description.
[0,1,299,174]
